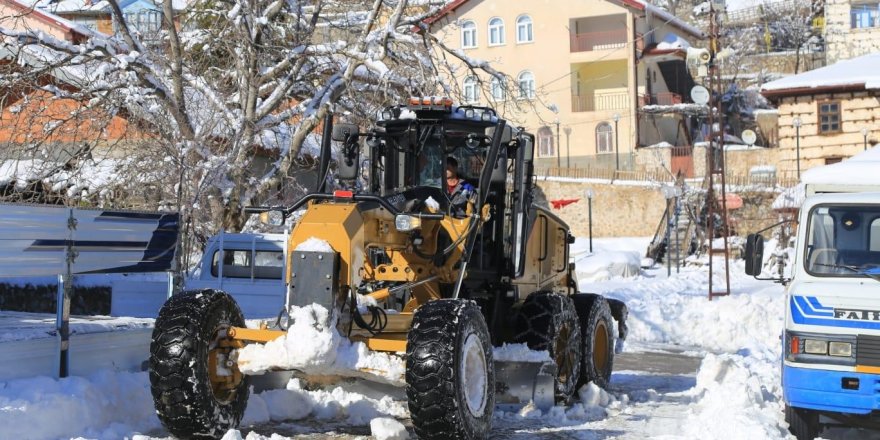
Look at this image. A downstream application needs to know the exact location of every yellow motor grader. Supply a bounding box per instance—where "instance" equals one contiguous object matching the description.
[148,98,628,439]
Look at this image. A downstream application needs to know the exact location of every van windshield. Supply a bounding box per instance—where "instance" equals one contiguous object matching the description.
[805,205,880,279]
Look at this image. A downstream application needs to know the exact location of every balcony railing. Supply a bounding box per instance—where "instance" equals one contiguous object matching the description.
[571,91,629,112]
[570,29,627,52]
[639,92,683,106]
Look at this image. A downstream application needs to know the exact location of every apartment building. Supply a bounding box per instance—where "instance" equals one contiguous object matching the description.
[424,0,705,172]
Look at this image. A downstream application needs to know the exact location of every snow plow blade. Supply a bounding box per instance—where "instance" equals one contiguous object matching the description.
[493,359,557,411]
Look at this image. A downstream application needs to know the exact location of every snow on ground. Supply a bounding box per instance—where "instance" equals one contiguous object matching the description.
[0,236,811,439]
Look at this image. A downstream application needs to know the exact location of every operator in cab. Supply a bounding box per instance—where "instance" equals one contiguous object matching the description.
[446,156,474,217]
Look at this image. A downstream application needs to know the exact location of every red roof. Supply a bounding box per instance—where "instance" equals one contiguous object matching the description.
[1,0,89,40]
[422,0,470,26]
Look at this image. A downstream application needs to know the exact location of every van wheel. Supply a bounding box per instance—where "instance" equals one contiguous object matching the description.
[406,299,495,440]
[785,404,820,440]
[149,289,249,439]
[514,292,582,403]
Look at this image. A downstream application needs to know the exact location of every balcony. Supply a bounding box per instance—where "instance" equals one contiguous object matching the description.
[569,29,627,52]
[639,92,683,106]
[571,91,629,112]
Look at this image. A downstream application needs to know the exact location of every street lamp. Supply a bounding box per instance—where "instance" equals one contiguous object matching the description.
[793,117,802,179]
[612,113,621,171]
[554,119,561,168]
[585,189,594,253]
[862,127,869,151]
[564,126,572,168]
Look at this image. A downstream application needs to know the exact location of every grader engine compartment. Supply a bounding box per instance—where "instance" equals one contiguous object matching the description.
[147,97,627,440]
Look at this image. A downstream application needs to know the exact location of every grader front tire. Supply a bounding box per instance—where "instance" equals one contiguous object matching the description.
[149,289,249,439]
[406,299,495,440]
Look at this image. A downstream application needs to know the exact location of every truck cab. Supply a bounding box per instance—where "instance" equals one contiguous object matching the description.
[748,191,880,438]
[186,232,287,318]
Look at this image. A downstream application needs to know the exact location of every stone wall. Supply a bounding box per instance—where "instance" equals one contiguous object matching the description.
[826,0,880,64]
[535,177,784,240]
[634,145,784,180]
[535,179,667,238]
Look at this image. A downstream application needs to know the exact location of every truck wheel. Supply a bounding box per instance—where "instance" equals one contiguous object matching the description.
[785,404,820,440]
[573,294,615,389]
[149,289,249,439]
[514,292,582,403]
[406,299,495,440]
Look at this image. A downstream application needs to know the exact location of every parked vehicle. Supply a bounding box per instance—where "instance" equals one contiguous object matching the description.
[186,232,286,319]
[745,152,880,439]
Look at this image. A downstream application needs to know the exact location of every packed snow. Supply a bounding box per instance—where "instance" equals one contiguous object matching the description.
[236,303,406,385]
[294,237,335,253]
[2,235,874,439]
[761,52,880,92]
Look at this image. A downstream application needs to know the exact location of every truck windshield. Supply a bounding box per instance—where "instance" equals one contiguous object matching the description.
[805,205,880,279]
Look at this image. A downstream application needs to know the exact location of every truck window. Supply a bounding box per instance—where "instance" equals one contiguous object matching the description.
[211,250,283,279]
[806,205,880,275]
[872,218,880,251]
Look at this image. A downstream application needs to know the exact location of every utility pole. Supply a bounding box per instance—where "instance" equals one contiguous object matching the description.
[706,0,731,300]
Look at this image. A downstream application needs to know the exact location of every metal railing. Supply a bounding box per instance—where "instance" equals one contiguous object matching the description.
[569,29,628,52]
[536,165,801,188]
[571,92,629,112]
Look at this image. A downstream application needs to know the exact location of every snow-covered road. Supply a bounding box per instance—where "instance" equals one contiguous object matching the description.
[5,237,880,439]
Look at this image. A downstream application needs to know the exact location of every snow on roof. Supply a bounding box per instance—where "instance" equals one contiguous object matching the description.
[801,146,880,186]
[618,0,707,39]
[1,0,88,34]
[771,182,804,210]
[761,53,880,93]
[656,32,691,50]
[22,0,188,13]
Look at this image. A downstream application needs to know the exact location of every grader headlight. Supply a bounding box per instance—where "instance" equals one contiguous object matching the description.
[395,214,422,232]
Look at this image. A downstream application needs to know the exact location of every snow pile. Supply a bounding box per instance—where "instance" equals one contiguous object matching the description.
[493,343,551,363]
[587,261,784,354]
[568,237,644,282]
[295,237,334,253]
[424,196,440,211]
[771,183,805,210]
[0,371,160,440]
[236,304,406,385]
[370,417,410,440]
[681,353,789,438]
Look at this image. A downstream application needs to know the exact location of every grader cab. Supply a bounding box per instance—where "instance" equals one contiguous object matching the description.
[148,98,627,439]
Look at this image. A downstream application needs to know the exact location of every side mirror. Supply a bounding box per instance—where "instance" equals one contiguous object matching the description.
[332,123,359,142]
[744,233,764,276]
[337,147,359,180]
[486,125,513,144]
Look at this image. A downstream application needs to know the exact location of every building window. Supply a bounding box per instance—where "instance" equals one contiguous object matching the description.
[461,20,477,48]
[490,77,505,101]
[488,17,505,45]
[517,71,535,99]
[463,76,479,103]
[516,15,533,43]
[537,126,555,158]
[851,2,880,28]
[818,101,841,133]
[596,122,613,154]
[122,9,162,35]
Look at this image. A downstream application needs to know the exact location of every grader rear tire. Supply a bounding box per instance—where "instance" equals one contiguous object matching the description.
[406,299,495,440]
[574,294,615,389]
[513,292,583,404]
[149,289,249,439]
